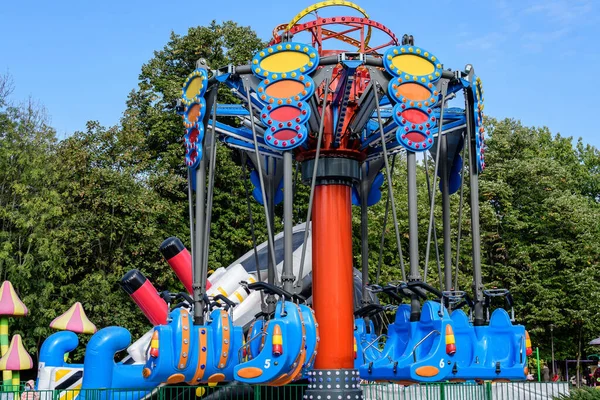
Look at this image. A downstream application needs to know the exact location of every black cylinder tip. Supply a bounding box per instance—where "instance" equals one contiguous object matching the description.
[120,269,147,295]
[159,237,185,260]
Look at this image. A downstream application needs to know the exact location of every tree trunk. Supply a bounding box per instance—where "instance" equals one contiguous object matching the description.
[576,325,582,388]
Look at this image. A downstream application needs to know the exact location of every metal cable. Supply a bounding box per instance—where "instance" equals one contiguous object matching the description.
[373,83,406,281]
[422,155,443,290]
[296,79,331,287]
[241,153,265,305]
[454,133,468,291]
[202,92,219,275]
[243,81,278,273]
[423,81,449,284]
[187,170,194,260]
[376,154,396,285]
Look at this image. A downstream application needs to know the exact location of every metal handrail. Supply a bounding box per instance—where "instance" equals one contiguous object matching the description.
[237,330,268,363]
[409,330,441,363]
[362,334,387,360]
[520,334,524,364]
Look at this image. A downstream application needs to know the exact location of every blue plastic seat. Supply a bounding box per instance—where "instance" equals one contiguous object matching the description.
[141,307,244,386]
[246,319,265,360]
[359,301,454,382]
[300,304,319,374]
[234,301,316,385]
[354,318,379,368]
[447,309,476,380]
[448,308,527,381]
[353,305,411,370]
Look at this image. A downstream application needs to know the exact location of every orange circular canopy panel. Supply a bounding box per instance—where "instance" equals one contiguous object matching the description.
[265,80,306,99]
[396,83,433,102]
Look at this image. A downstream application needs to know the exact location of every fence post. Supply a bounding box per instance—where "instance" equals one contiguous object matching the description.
[440,382,446,400]
[536,347,541,382]
[254,384,261,400]
[485,382,492,400]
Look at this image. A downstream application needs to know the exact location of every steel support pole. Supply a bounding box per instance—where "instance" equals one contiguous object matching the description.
[282,151,295,293]
[466,89,485,326]
[407,151,421,321]
[266,157,277,313]
[441,135,452,293]
[360,163,370,305]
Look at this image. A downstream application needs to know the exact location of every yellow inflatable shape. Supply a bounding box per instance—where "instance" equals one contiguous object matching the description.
[260,52,310,74]
[285,0,372,49]
[195,387,206,397]
[391,55,435,76]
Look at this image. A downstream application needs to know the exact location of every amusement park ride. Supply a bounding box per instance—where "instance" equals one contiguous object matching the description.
[35,1,533,399]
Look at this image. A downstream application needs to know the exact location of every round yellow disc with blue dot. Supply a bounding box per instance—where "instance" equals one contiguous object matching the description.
[182,69,208,105]
[390,55,434,76]
[253,43,319,79]
[261,52,310,73]
[185,77,204,100]
[383,46,443,83]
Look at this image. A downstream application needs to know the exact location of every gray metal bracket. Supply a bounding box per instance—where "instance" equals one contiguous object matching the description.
[308,65,335,133]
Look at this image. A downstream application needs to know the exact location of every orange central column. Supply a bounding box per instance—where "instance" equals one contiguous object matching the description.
[312,183,355,369]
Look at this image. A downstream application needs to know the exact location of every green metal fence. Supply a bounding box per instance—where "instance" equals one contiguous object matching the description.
[361,382,570,400]
[0,382,574,400]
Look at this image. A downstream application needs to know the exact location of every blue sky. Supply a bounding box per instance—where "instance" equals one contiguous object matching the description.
[1,0,598,147]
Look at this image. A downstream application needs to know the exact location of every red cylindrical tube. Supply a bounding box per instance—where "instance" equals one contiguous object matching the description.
[120,269,168,325]
[159,237,211,293]
[312,184,354,369]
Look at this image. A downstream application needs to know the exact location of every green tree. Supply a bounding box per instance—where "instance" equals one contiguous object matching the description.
[477,118,600,370]
[121,20,276,270]
[0,75,63,354]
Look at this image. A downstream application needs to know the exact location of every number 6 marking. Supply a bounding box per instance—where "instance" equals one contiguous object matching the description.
[439,358,445,368]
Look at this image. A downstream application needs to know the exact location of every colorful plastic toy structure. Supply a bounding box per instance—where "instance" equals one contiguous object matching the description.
[35,1,532,399]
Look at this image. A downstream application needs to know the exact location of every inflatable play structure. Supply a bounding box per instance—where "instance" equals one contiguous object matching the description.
[35,1,532,399]
[0,281,34,391]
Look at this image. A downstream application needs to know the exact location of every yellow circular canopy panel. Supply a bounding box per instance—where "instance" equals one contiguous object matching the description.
[260,52,310,74]
[391,54,435,77]
[185,77,204,101]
